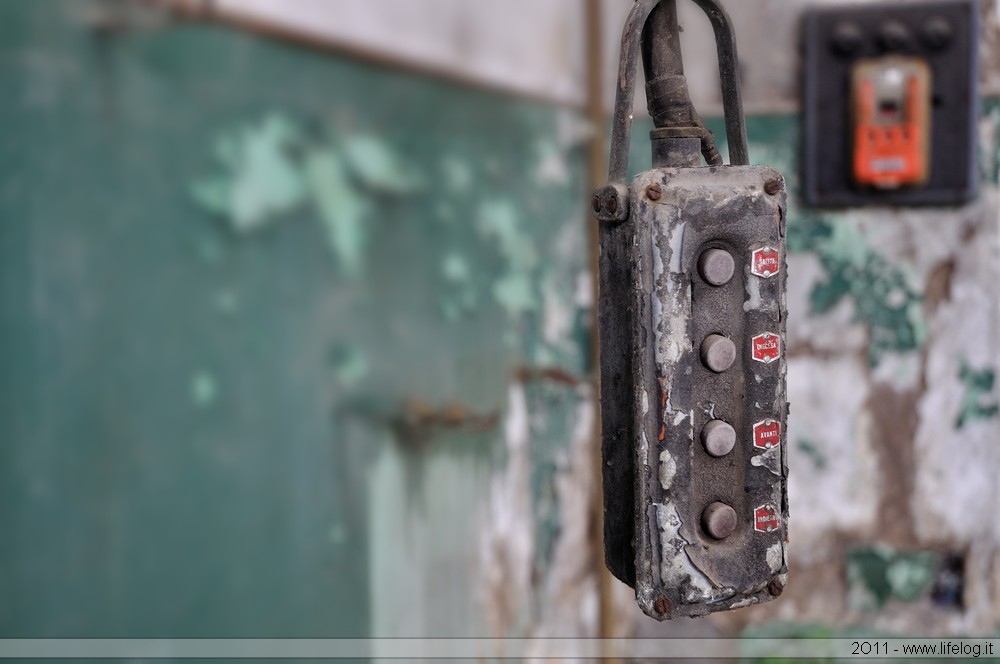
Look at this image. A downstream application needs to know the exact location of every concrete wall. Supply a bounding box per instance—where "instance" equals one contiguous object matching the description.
[170,0,1000,112]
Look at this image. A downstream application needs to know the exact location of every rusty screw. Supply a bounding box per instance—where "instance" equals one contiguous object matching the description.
[592,194,602,214]
[646,184,662,201]
[764,179,784,196]
[607,194,619,215]
[767,578,785,597]
[653,596,670,616]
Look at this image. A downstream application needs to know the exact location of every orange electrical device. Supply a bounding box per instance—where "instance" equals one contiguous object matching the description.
[852,57,932,190]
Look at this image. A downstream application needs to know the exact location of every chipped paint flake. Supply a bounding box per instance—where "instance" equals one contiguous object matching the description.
[766,542,783,573]
[478,200,540,316]
[956,361,999,428]
[792,214,927,367]
[655,503,729,605]
[744,273,764,312]
[659,450,676,491]
[650,215,693,409]
[667,221,686,273]
[305,150,372,277]
[190,371,219,408]
[751,444,783,477]
[535,139,570,186]
[191,114,308,233]
[343,135,423,195]
[480,383,534,636]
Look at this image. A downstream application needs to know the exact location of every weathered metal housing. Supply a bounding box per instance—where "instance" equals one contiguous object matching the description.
[594,0,790,620]
[599,164,789,620]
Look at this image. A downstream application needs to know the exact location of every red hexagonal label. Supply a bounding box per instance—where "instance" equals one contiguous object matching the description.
[751,333,782,364]
[754,504,781,533]
[751,247,780,278]
[753,419,781,450]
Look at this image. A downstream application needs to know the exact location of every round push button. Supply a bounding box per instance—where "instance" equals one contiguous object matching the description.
[702,420,737,457]
[698,248,735,286]
[703,502,738,540]
[701,335,737,373]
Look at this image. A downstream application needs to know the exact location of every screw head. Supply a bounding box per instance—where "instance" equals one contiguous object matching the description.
[701,334,737,373]
[764,179,783,196]
[653,596,670,616]
[702,420,737,458]
[768,578,785,597]
[607,194,619,215]
[698,248,736,286]
[703,502,738,540]
[646,184,662,201]
[592,194,602,213]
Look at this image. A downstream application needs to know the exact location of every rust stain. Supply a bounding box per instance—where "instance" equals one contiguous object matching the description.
[512,365,585,387]
[868,383,920,547]
[399,397,498,430]
[385,398,500,447]
[339,395,501,449]
[923,259,956,317]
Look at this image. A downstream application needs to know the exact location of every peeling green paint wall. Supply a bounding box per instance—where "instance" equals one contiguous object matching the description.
[0,0,591,642]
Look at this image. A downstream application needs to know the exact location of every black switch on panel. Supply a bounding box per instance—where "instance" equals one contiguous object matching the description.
[803,1,979,207]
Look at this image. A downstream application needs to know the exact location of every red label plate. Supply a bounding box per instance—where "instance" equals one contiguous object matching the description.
[754,504,781,533]
[753,419,781,450]
[752,333,782,364]
[751,247,780,278]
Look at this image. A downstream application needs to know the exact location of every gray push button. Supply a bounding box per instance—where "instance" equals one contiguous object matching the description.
[703,502,738,540]
[701,335,737,373]
[702,420,737,457]
[698,248,736,286]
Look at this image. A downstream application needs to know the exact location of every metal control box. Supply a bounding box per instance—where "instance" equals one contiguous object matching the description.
[803,0,979,206]
[595,0,790,621]
[608,166,789,619]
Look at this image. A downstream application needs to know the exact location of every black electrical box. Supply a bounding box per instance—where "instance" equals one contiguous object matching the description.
[803,0,979,207]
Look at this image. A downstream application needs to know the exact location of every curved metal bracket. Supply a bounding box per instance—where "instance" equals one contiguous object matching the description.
[598,0,750,223]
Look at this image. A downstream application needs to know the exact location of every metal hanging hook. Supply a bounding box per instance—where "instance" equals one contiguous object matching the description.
[595,0,750,222]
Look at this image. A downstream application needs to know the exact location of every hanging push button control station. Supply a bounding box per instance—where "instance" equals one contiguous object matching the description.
[592,0,789,620]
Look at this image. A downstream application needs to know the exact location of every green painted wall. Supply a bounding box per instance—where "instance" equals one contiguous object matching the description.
[0,0,589,640]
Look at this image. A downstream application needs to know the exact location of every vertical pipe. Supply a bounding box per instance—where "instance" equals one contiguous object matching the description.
[585,0,623,657]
